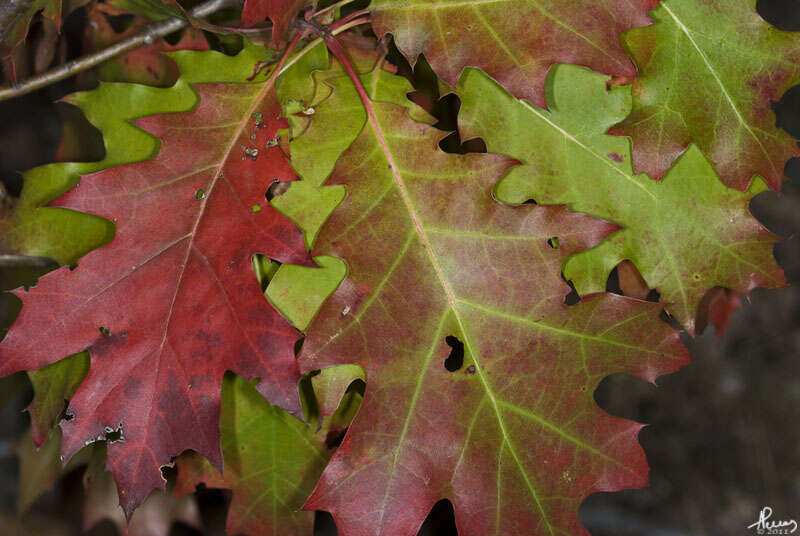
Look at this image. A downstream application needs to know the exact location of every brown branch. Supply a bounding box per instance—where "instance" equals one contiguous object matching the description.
[0,0,241,102]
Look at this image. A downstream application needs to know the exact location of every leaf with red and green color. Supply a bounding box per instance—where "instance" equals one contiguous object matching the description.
[0,43,315,515]
[294,70,689,534]
[272,38,431,245]
[458,64,784,332]
[242,0,312,46]
[174,373,339,536]
[612,0,800,190]
[86,4,209,87]
[368,0,658,108]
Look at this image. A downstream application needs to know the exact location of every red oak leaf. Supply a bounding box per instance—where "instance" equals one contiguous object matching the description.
[295,74,689,534]
[0,64,311,514]
[242,0,311,46]
[368,0,660,108]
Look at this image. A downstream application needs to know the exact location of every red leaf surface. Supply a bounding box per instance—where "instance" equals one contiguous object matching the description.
[242,0,310,46]
[296,81,689,534]
[0,62,310,513]
[368,0,659,108]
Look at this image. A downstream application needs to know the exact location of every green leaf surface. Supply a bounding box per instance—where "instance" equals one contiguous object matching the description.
[458,64,785,332]
[273,38,430,246]
[26,351,89,446]
[613,0,800,190]
[175,373,332,536]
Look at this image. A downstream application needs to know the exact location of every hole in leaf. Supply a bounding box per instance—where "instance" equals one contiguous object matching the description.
[418,499,458,536]
[98,326,110,336]
[294,337,305,355]
[438,131,487,154]
[522,198,537,205]
[547,237,560,249]
[265,179,290,201]
[103,424,123,443]
[444,335,465,372]
[646,288,661,303]
[563,279,580,306]
[160,464,178,483]
[325,427,348,449]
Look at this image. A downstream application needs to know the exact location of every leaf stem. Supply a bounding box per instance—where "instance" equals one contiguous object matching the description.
[0,0,239,102]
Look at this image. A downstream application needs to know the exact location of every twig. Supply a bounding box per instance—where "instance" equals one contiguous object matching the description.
[0,0,240,102]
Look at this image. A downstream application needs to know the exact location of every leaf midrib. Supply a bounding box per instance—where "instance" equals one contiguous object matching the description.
[363,104,555,535]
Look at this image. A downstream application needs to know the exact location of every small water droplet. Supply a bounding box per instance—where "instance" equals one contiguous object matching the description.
[342,305,351,316]
[250,134,256,140]
[99,326,110,336]
[194,188,206,200]
[303,107,315,115]
[266,137,279,148]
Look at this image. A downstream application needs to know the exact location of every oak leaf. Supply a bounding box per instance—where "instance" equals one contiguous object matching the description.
[612,0,800,190]
[368,0,658,108]
[0,44,313,514]
[458,64,784,332]
[294,72,689,535]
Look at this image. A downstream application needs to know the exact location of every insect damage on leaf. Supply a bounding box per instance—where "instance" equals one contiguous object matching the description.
[292,72,689,535]
[0,44,313,515]
[457,64,785,333]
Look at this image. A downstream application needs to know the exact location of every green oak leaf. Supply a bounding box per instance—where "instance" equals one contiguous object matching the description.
[175,372,357,536]
[458,64,785,333]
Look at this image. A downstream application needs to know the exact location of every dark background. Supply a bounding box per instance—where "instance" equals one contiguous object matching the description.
[0,1,799,534]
